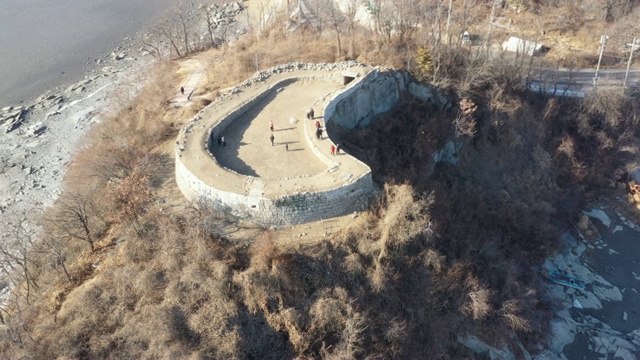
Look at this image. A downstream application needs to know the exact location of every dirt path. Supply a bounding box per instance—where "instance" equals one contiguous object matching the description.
[172,59,205,107]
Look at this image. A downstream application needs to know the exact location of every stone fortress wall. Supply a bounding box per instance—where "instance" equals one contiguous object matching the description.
[175,62,444,226]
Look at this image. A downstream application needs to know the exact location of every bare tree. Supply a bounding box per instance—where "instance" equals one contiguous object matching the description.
[46,192,101,252]
[0,216,38,304]
[177,10,191,55]
[39,233,73,282]
[202,5,218,48]
[319,1,347,57]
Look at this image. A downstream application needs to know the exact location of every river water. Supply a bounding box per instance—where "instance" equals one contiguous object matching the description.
[0,0,218,107]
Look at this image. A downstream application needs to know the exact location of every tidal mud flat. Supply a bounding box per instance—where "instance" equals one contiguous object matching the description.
[0,1,246,290]
[0,0,241,107]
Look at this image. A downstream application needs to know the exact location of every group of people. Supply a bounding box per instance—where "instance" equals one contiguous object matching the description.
[269,124,289,151]
[266,108,342,155]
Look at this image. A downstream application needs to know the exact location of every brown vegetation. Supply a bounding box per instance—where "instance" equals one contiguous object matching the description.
[2,1,640,358]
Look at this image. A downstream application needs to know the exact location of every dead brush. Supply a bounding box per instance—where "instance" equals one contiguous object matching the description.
[461,276,494,321]
[249,231,278,270]
[499,299,532,333]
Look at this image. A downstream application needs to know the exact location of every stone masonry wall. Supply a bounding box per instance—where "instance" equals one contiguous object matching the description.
[176,62,448,226]
[175,62,377,226]
[176,156,375,225]
[324,67,449,129]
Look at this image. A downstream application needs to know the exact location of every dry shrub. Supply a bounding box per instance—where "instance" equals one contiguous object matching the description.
[461,277,494,321]
[312,289,367,360]
[454,98,478,137]
[500,299,532,333]
[202,30,338,88]
[583,88,626,129]
[376,184,431,261]
[385,318,407,344]
[108,171,153,227]
[557,135,576,160]
[424,249,445,274]
[330,306,367,359]
[249,231,278,269]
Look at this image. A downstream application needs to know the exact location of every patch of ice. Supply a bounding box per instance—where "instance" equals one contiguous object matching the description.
[584,209,611,227]
[533,350,568,360]
[591,278,623,302]
[613,225,623,233]
[548,316,576,354]
[574,291,602,309]
[613,346,637,360]
[632,272,640,281]
[572,299,583,309]
[608,248,620,255]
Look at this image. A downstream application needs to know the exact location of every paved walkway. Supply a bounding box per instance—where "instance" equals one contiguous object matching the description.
[214,79,336,179]
[178,65,373,198]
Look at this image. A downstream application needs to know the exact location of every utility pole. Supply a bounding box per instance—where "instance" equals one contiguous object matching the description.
[485,0,498,53]
[593,34,608,88]
[446,0,453,44]
[624,37,638,88]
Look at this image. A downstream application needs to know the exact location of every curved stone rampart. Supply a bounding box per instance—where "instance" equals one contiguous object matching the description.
[175,62,377,226]
[175,62,444,226]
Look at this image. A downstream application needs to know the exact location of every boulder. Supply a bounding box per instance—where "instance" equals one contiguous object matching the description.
[408,81,435,102]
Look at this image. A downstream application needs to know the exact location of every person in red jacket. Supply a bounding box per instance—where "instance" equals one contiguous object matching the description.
[331,144,336,155]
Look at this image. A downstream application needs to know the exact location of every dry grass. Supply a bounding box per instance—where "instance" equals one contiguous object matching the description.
[3,3,640,358]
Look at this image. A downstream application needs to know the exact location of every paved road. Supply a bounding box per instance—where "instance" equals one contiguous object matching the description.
[528,68,640,95]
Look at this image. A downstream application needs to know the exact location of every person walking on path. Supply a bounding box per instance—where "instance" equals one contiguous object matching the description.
[315,120,320,129]
[269,121,274,132]
[180,86,185,95]
[331,144,336,155]
[285,143,289,151]
[316,127,323,140]
[270,134,275,146]
[335,143,341,155]
[310,108,314,119]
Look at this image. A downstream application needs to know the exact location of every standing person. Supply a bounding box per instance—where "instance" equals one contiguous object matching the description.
[331,144,336,155]
[315,120,320,129]
[269,121,274,132]
[221,136,226,147]
[310,108,314,119]
[285,144,289,151]
[217,135,222,146]
[335,143,341,155]
[180,86,185,95]
[315,127,321,140]
[270,134,275,146]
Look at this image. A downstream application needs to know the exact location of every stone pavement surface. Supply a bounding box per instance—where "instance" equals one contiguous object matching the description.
[178,64,374,199]
[215,79,336,179]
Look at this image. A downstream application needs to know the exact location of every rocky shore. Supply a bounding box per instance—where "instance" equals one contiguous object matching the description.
[0,1,246,251]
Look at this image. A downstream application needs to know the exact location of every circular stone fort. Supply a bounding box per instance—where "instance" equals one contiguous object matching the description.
[175,61,445,226]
